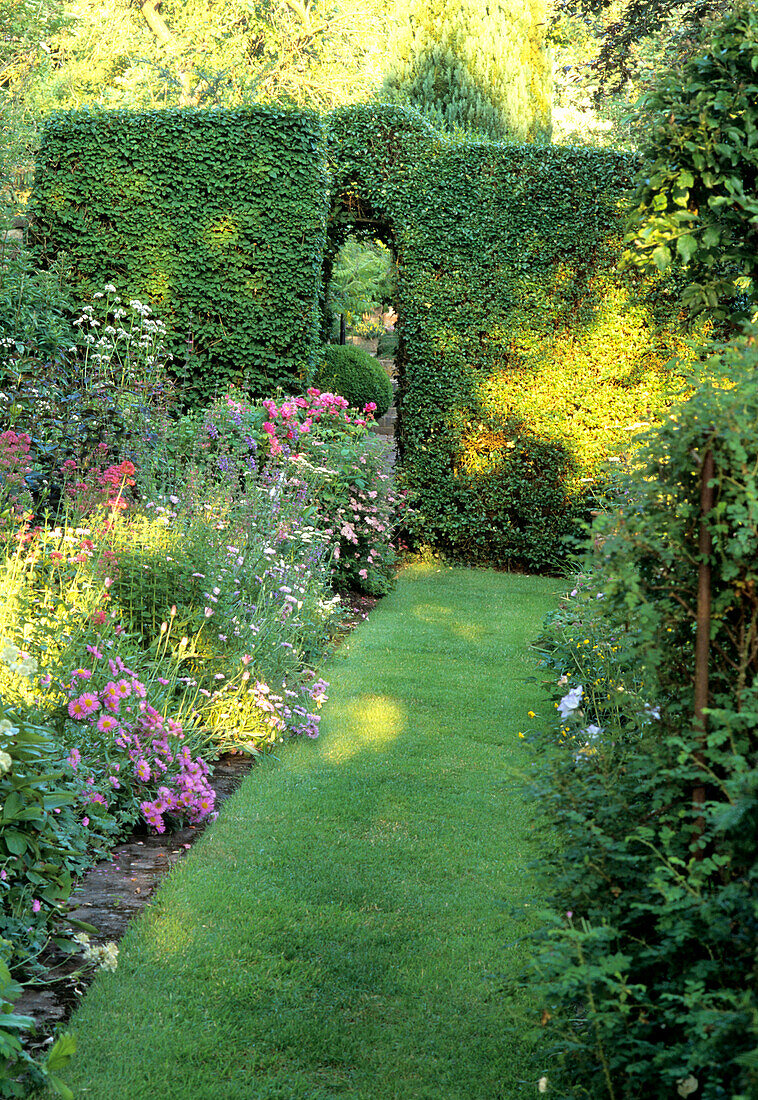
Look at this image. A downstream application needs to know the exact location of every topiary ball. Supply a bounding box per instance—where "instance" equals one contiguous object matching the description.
[314,344,393,419]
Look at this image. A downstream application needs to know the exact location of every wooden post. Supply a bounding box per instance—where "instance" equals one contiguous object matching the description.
[692,446,714,855]
[339,313,346,346]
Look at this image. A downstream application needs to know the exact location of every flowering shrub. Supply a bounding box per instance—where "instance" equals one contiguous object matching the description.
[0,279,407,1081]
[167,385,402,596]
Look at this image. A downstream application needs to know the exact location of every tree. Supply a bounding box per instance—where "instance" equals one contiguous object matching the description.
[24,0,389,112]
[381,0,553,141]
[548,0,734,98]
[0,0,67,213]
[623,1,758,321]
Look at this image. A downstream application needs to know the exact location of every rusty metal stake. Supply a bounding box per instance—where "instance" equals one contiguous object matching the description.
[692,447,714,857]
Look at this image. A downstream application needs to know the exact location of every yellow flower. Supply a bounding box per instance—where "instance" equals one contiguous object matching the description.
[528,711,536,718]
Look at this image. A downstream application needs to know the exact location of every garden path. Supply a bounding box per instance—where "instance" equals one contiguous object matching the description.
[56,566,560,1100]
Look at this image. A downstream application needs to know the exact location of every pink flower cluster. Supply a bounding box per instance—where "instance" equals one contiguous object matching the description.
[137,742,215,835]
[63,652,215,834]
[261,389,375,457]
[322,467,403,590]
[0,430,32,490]
[61,449,137,516]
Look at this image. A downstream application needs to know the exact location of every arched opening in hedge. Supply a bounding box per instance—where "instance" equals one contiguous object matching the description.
[323,184,406,456]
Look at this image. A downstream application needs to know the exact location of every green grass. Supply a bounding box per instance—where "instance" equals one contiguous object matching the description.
[57,564,560,1099]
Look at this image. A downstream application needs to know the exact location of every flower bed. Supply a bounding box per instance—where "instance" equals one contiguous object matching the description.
[0,287,403,1093]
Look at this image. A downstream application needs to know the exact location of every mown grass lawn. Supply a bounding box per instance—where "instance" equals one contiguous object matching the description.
[56,564,561,1100]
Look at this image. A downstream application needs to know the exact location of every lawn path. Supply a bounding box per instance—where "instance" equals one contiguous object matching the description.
[58,565,560,1100]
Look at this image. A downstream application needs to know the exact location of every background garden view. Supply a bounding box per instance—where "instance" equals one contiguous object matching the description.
[0,0,756,1096]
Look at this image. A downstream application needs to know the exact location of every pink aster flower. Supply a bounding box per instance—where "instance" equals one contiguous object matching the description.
[69,692,100,719]
[135,759,151,782]
[97,713,120,733]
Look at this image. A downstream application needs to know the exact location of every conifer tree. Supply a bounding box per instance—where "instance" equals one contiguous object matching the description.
[382,0,553,141]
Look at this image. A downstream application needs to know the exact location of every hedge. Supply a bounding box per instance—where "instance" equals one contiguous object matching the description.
[327,104,706,570]
[29,105,329,407]
[31,102,707,569]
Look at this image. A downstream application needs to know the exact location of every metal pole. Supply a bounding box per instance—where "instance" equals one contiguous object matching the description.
[692,446,714,856]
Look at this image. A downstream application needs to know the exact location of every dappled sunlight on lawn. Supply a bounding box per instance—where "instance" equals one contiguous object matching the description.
[411,602,487,641]
[143,910,195,963]
[319,694,405,763]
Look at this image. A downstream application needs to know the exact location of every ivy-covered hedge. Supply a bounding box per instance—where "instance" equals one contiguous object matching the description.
[328,104,704,570]
[29,105,329,407]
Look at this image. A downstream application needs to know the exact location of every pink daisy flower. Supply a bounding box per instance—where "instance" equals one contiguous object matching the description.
[68,693,100,719]
[97,714,120,733]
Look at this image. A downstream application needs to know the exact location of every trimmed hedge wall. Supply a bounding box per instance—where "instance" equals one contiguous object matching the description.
[29,105,329,406]
[31,101,704,569]
[328,104,703,570]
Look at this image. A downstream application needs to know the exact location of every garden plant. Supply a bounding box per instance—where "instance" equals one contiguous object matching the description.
[314,344,393,420]
[523,329,758,1098]
[1,4,756,1095]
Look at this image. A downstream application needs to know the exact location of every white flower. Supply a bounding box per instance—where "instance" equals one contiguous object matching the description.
[104,283,116,293]
[538,1078,549,1094]
[557,685,583,719]
[0,751,12,776]
[0,642,20,666]
[677,1077,698,1098]
[643,703,661,720]
[13,656,38,678]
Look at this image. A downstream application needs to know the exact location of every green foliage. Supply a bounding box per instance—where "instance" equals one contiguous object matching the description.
[29,105,329,408]
[382,0,552,140]
[550,0,733,99]
[328,235,395,332]
[524,331,758,1098]
[0,252,75,369]
[30,98,704,567]
[0,0,67,216]
[315,344,393,419]
[329,102,703,570]
[24,0,388,114]
[624,1,758,320]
